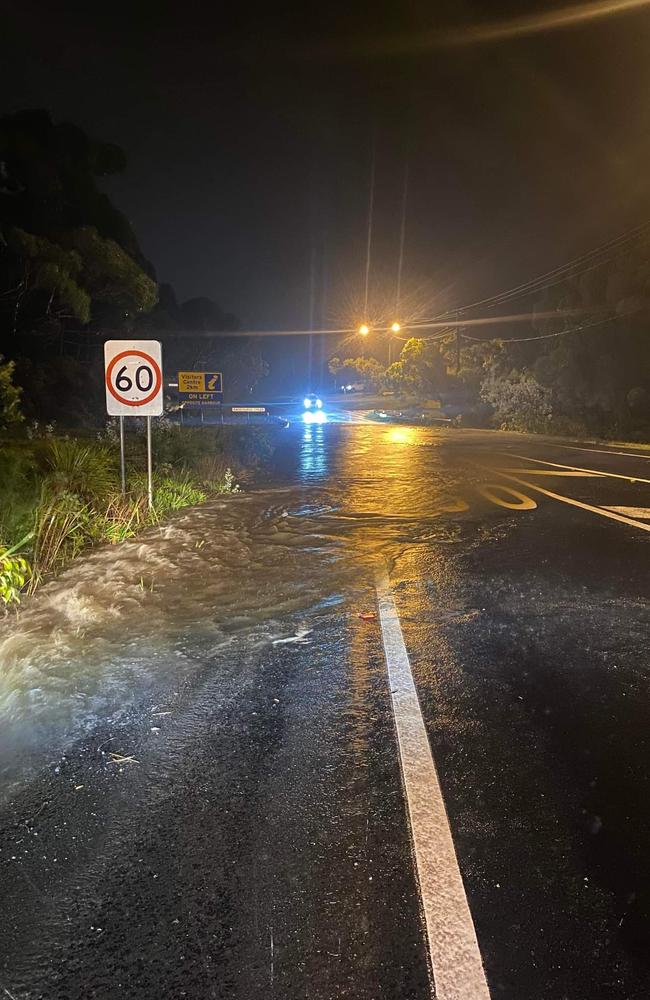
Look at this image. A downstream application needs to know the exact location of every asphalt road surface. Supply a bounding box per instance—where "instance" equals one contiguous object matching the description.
[1,420,650,999]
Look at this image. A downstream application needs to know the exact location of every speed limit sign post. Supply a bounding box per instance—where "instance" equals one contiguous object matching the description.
[104,340,164,507]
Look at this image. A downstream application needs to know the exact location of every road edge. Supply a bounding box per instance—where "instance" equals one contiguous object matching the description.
[375,566,491,1000]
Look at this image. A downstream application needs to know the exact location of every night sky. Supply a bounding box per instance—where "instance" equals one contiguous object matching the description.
[3,0,650,330]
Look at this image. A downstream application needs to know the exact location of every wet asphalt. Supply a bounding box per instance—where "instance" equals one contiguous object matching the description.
[1,418,650,999]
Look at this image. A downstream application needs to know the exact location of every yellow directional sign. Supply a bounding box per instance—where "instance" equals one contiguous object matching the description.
[178,372,222,393]
[178,371,223,403]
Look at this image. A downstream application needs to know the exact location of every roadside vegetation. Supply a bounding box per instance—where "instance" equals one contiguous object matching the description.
[0,111,274,608]
[330,230,650,441]
[0,420,272,607]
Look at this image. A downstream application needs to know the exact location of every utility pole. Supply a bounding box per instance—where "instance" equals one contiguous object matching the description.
[455,327,461,375]
[395,161,409,319]
[363,132,376,320]
[308,241,316,387]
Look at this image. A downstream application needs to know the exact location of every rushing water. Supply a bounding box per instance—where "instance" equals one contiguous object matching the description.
[0,421,477,775]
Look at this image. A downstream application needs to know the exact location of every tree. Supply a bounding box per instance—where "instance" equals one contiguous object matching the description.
[0,110,267,424]
[0,112,162,426]
[68,227,158,320]
[520,240,650,435]
[384,338,447,397]
[0,110,157,347]
[0,355,23,429]
[0,109,143,263]
[329,355,385,390]
[7,227,91,325]
[180,297,239,332]
[159,296,265,400]
[440,337,507,394]
[4,225,158,335]
[481,369,552,432]
[220,344,269,399]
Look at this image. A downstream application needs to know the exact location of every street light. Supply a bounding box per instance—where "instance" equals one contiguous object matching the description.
[358,323,370,336]
[388,321,402,365]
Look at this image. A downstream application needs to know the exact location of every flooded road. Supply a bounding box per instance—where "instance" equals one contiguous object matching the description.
[0,422,470,768]
[1,421,650,998]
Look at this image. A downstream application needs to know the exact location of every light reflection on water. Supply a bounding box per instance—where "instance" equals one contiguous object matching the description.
[0,423,481,770]
[300,421,328,481]
[302,409,327,425]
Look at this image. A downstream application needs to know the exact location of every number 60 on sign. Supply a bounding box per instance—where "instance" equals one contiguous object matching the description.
[104,340,163,416]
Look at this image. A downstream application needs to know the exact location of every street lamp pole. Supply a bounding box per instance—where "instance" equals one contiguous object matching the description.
[389,321,401,367]
[395,161,409,318]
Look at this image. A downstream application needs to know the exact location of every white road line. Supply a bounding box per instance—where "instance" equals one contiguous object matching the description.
[603,506,650,519]
[502,453,650,485]
[550,443,650,461]
[375,567,491,1000]
[497,468,603,477]
[489,469,650,533]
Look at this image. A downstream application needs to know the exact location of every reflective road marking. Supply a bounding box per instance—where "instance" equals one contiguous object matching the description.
[504,453,650,485]
[603,506,650,519]
[551,443,650,461]
[375,567,491,1000]
[490,470,650,533]
[477,484,537,509]
[497,467,604,477]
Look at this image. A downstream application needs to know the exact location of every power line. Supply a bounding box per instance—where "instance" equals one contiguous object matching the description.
[478,238,644,309]
[460,310,633,345]
[172,308,597,339]
[415,220,650,323]
[466,221,650,312]
[409,307,593,334]
[116,227,646,345]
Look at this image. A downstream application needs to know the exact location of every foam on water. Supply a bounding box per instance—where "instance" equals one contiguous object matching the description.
[0,492,351,755]
[0,423,470,772]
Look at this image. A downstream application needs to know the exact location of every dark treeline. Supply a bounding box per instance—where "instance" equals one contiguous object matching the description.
[331,230,650,439]
[0,110,267,429]
[2,109,650,439]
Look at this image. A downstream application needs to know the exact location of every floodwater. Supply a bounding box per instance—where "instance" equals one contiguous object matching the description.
[1,416,645,778]
[0,421,478,781]
[2,418,650,999]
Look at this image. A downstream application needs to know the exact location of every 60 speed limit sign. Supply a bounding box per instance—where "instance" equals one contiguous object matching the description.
[104,340,163,416]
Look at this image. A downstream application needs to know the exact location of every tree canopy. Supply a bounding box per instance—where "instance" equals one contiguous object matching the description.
[0,111,264,423]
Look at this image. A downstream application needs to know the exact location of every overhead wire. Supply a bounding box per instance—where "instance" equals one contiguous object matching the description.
[460,310,635,344]
[413,219,650,323]
[465,224,650,311]
[75,223,646,347]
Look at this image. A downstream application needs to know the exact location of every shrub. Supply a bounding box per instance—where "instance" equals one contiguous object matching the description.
[546,415,589,438]
[0,419,270,601]
[0,537,32,605]
[152,478,207,516]
[0,446,41,547]
[0,356,23,430]
[481,369,553,433]
[97,493,150,543]
[45,439,118,499]
[30,491,93,590]
[217,468,240,494]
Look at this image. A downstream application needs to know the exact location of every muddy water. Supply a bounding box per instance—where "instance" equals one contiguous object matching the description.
[0,421,472,777]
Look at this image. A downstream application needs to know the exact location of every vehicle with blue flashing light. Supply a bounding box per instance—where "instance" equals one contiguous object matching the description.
[303,392,323,410]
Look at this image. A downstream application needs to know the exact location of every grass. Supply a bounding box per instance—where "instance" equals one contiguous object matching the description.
[0,422,270,606]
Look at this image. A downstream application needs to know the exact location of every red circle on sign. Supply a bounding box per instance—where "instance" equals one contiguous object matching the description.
[106,350,162,407]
